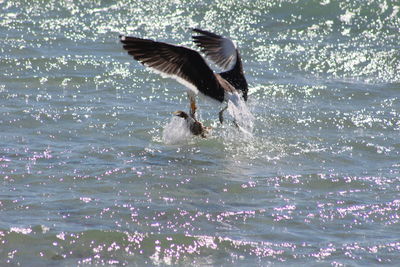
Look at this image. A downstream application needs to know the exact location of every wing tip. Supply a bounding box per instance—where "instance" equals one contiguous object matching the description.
[191,28,221,39]
[189,27,199,32]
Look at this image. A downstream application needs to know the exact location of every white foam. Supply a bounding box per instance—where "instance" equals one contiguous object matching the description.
[162,116,192,144]
[226,92,255,133]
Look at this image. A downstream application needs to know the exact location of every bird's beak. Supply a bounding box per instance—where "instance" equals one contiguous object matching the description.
[172,111,180,115]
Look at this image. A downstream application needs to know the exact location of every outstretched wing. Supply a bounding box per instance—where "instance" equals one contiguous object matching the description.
[191,29,248,101]
[120,35,224,102]
[191,28,238,71]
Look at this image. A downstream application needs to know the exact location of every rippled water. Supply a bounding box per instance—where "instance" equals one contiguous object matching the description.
[1,0,399,265]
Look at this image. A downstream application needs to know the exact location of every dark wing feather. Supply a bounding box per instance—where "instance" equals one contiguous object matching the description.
[191,29,249,101]
[191,28,237,70]
[120,35,224,102]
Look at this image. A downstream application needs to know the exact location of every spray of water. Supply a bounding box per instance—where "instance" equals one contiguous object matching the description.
[162,116,193,144]
[226,92,255,135]
[162,92,255,144]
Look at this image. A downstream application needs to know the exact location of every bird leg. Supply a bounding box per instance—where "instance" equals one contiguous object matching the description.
[187,92,197,119]
[219,104,228,124]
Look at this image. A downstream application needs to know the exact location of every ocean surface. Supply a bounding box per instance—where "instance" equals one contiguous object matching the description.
[1,0,399,265]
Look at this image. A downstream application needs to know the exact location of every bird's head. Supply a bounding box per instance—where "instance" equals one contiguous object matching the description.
[173,110,189,119]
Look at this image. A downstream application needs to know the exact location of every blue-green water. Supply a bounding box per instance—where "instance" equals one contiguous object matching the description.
[1,0,399,265]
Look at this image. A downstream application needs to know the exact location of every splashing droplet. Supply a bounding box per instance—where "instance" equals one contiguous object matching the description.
[162,116,192,144]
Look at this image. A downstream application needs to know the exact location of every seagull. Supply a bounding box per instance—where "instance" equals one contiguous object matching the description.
[119,28,248,124]
[172,110,211,138]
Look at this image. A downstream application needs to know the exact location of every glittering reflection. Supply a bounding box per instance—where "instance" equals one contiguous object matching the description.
[1,0,400,265]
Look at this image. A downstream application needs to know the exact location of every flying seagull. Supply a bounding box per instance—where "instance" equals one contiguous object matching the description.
[119,28,248,124]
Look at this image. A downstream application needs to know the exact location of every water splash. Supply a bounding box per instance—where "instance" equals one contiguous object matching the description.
[162,116,192,144]
[161,93,254,144]
[226,92,255,135]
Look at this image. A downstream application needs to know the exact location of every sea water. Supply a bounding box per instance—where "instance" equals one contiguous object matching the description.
[1,0,399,265]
